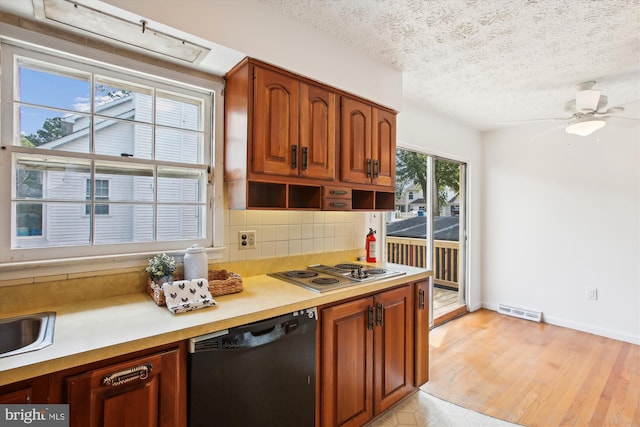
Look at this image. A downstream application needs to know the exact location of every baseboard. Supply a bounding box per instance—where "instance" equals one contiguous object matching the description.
[482,302,640,345]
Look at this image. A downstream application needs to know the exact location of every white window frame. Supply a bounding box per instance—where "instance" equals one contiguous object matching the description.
[0,33,224,268]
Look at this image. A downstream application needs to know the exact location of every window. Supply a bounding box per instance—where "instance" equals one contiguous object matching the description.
[1,42,216,261]
[408,192,414,200]
[86,179,110,215]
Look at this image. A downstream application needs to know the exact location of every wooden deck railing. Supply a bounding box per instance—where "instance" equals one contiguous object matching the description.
[386,236,459,289]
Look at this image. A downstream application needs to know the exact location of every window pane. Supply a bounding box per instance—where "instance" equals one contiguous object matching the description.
[95,77,153,123]
[16,202,42,236]
[157,166,205,203]
[156,128,202,163]
[19,106,91,152]
[94,204,154,244]
[94,161,154,202]
[15,155,92,201]
[13,202,91,248]
[94,118,152,159]
[16,169,43,198]
[157,205,205,240]
[18,62,91,113]
[156,91,202,131]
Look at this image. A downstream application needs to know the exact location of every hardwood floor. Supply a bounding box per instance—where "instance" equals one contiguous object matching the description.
[433,286,466,326]
[421,309,640,427]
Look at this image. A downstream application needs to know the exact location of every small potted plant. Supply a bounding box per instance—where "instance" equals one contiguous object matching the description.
[146,253,177,284]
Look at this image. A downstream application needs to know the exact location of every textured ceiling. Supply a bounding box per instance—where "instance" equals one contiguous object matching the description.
[259,0,640,131]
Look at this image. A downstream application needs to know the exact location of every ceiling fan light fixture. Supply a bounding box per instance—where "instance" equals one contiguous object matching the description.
[565,117,606,136]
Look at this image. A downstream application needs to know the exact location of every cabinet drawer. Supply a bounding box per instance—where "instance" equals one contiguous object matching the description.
[322,199,352,210]
[323,186,351,199]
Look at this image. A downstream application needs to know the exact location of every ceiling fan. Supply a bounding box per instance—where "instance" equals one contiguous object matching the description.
[499,81,639,137]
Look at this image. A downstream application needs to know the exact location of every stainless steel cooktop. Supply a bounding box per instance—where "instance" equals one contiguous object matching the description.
[268,263,405,293]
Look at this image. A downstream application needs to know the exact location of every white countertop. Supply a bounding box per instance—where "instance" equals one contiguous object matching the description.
[0,263,431,386]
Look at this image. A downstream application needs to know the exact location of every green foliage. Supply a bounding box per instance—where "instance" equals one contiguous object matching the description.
[24,117,62,146]
[395,149,460,214]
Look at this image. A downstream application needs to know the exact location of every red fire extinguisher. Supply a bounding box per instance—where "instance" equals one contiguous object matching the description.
[366,228,377,263]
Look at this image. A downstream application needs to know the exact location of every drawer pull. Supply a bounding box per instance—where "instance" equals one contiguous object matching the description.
[330,202,348,208]
[102,363,153,387]
[329,189,348,195]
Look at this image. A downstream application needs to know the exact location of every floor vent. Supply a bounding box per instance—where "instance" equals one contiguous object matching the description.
[498,304,542,323]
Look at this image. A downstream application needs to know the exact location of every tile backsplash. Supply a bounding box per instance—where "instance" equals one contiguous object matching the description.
[224,209,369,262]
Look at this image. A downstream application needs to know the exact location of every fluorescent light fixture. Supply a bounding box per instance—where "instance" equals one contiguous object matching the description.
[565,116,606,136]
[34,0,210,64]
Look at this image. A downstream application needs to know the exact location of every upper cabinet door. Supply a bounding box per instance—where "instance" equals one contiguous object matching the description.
[371,108,396,188]
[252,67,299,176]
[299,83,337,180]
[341,97,372,185]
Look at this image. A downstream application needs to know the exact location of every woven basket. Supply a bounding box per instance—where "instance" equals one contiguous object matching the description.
[146,270,243,306]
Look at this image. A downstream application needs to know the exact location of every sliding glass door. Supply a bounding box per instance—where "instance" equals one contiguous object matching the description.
[386,148,467,327]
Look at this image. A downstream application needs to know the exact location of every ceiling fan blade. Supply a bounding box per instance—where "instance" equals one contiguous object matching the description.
[606,116,640,127]
[529,124,565,140]
[576,90,601,112]
[497,117,570,125]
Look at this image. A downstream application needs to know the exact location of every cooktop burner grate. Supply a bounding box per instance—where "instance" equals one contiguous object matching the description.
[335,263,362,270]
[285,270,318,278]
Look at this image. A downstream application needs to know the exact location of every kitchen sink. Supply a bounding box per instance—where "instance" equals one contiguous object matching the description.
[0,312,55,358]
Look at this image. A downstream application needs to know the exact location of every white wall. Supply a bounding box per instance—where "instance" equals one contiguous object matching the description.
[397,102,483,312]
[482,122,640,344]
[101,0,403,111]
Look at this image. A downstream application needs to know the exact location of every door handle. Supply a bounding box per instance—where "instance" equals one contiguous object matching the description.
[373,160,379,178]
[366,159,372,178]
[419,288,425,310]
[102,364,153,387]
[368,305,375,330]
[376,302,384,326]
[301,147,308,170]
[292,145,298,169]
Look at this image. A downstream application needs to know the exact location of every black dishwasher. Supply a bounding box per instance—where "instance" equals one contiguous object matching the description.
[188,307,317,427]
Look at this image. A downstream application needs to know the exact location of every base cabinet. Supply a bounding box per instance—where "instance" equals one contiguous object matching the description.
[320,285,414,427]
[65,347,184,427]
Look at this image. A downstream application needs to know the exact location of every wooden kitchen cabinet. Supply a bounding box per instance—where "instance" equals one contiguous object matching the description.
[225,58,337,209]
[340,96,396,189]
[64,346,185,427]
[320,285,414,427]
[225,57,396,210]
[0,376,48,404]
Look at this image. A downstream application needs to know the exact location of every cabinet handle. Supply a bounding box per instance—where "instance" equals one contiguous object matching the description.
[102,363,153,387]
[367,306,375,330]
[366,159,372,178]
[419,289,425,310]
[301,147,308,170]
[329,189,348,195]
[330,202,348,208]
[292,145,298,169]
[376,302,384,326]
[373,160,379,178]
